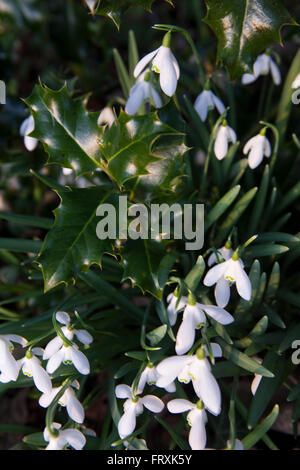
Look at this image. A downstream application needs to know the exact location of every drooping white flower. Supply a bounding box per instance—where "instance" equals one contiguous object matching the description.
[0,334,27,383]
[242,53,281,86]
[43,423,86,450]
[125,72,163,115]
[115,384,164,439]
[134,32,180,97]
[175,298,234,355]
[167,399,207,450]
[43,312,92,376]
[156,345,222,416]
[207,245,233,308]
[18,347,52,394]
[194,89,225,122]
[39,380,84,424]
[204,254,252,303]
[166,291,188,326]
[243,130,271,169]
[20,115,38,151]
[97,107,115,127]
[292,73,300,89]
[214,120,237,160]
[208,245,233,267]
[137,363,176,394]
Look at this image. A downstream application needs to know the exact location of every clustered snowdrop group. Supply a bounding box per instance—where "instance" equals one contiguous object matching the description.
[0,311,93,450]
[115,246,252,450]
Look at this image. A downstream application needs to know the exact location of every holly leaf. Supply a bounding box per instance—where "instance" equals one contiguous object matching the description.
[203,0,297,79]
[24,83,103,176]
[37,186,117,292]
[95,0,173,28]
[100,110,185,188]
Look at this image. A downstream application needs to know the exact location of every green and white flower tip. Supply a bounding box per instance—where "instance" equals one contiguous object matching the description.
[133,32,180,97]
[43,423,86,451]
[18,347,52,395]
[166,290,188,326]
[204,252,252,306]
[0,334,27,383]
[175,295,234,355]
[243,128,271,169]
[115,384,164,440]
[167,398,207,450]
[125,71,163,115]
[97,107,115,127]
[241,52,281,86]
[156,344,222,416]
[194,86,226,122]
[20,115,38,152]
[214,120,237,160]
[39,380,84,424]
[292,73,300,89]
[43,311,93,376]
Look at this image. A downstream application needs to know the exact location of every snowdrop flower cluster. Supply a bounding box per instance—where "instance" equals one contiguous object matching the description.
[20,115,38,151]
[242,52,281,86]
[43,423,86,451]
[134,32,180,97]
[214,120,237,160]
[243,128,272,169]
[125,71,163,115]
[194,86,226,122]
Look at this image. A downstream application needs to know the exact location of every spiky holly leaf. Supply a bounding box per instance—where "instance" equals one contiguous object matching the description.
[24,83,103,176]
[95,0,173,28]
[203,0,297,79]
[100,109,185,188]
[37,186,117,292]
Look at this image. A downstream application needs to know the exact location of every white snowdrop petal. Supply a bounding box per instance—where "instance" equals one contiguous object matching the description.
[24,135,38,152]
[243,136,257,155]
[263,137,271,157]
[242,73,257,85]
[39,388,60,408]
[203,304,234,325]
[214,126,228,160]
[43,336,63,360]
[31,347,44,356]
[134,48,160,78]
[234,263,252,301]
[227,126,237,143]
[167,399,194,414]
[194,91,209,122]
[212,94,226,115]
[175,308,197,355]
[65,390,85,423]
[115,384,132,399]
[254,54,267,76]
[156,355,190,381]
[69,347,90,375]
[188,410,207,450]
[125,84,145,115]
[159,56,178,97]
[74,329,93,345]
[191,359,221,416]
[46,349,64,374]
[203,261,228,286]
[248,138,264,169]
[214,277,231,308]
[5,334,27,347]
[171,52,180,79]
[251,374,262,395]
[150,87,163,108]
[55,311,70,325]
[165,381,176,393]
[270,60,281,85]
[30,358,52,394]
[210,342,223,358]
[141,395,164,413]
[118,405,137,439]
[60,429,86,450]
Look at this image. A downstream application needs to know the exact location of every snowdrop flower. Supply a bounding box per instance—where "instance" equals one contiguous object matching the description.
[194,87,226,122]
[0,334,27,383]
[242,53,281,86]
[175,296,234,355]
[243,128,271,169]
[43,423,86,450]
[137,363,176,393]
[125,72,163,115]
[208,244,233,267]
[207,244,234,308]
[39,380,84,424]
[292,73,300,89]
[43,311,92,375]
[18,347,52,394]
[204,252,252,304]
[134,32,180,97]
[156,345,222,416]
[115,384,164,439]
[20,115,38,151]
[214,120,237,160]
[166,290,188,326]
[167,399,207,450]
[97,107,115,127]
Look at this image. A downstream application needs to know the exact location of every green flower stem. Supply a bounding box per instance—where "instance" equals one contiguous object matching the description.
[153,24,206,86]
[45,377,75,437]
